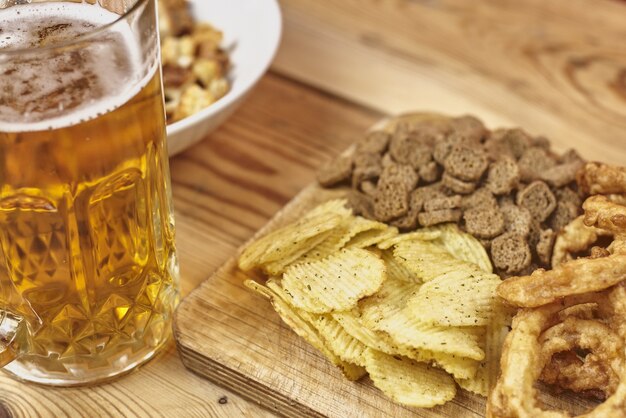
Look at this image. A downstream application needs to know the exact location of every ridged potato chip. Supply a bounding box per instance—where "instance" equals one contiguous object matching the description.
[432,223,493,273]
[380,250,420,283]
[307,314,368,367]
[406,270,502,327]
[246,279,366,381]
[393,240,483,282]
[298,216,389,264]
[346,226,399,249]
[238,211,344,272]
[358,278,484,360]
[376,229,442,250]
[364,349,457,408]
[332,309,479,379]
[281,247,386,314]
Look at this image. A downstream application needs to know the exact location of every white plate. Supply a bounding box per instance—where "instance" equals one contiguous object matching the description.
[165,0,282,156]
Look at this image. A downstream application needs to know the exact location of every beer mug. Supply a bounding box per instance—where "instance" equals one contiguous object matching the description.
[0,0,180,385]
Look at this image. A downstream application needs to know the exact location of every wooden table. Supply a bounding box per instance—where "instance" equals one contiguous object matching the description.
[3,0,626,416]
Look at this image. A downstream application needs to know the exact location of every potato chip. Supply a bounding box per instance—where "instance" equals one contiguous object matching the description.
[370,307,484,360]
[266,280,369,369]
[393,240,483,282]
[306,314,368,367]
[380,250,420,283]
[298,216,389,264]
[281,248,386,314]
[432,223,493,273]
[406,270,502,327]
[238,211,344,272]
[303,199,353,220]
[332,310,402,354]
[376,230,442,250]
[331,308,477,379]
[346,225,399,249]
[246,279,366,381]
[357,277,484,360]
[401,347,479,381]
[455,361,488,396]
[262,231,333,275]
[364,349,456,408]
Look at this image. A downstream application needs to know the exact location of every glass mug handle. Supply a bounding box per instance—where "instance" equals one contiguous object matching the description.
[0,261,41,367]
[0,310,29,366]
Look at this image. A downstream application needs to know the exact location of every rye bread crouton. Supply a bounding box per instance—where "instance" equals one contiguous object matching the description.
[352,152,382,188]
[462,187,498,210]
[541,160,585,188]
[346,191,375,219]
[550,200,580,232]
[491,232,532,274]
[389,129,434,168]
[391,189,425,230]
[356,130,390,155]
[379,163,419,192]
[486,157,520,195]
[517,181,557,222]
[423,195,462,212]
[485,128,533,160]
[443,144,489,181]
[517,146,557,182]
[418,161,442,183]
[317,154,353,187]
[418,209,462,227]
[360,180,377,197]
[374,181,409,221]
[536,228,555,265]
[442,172,477,194]
[463,205,505,239]
[450,115,487,143]
[500,202,532,237]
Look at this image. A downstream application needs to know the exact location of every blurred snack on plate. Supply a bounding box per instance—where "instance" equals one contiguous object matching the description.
[158,0,230,124]
[488,162,626,417]
[239,199,511,408]
[318,114,588,278]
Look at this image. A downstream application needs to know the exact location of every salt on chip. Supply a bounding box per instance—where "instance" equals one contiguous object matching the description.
[364,349,456,408]
[246,279,366,381]
[346,226,399,249]
[281,248,386,314]
[376,230,442,250]
[238,211,344,272]
[432,223,492,273]
[406,269,502,327]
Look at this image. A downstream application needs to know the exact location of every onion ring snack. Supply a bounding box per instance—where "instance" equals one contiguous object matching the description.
[489,162,626,417]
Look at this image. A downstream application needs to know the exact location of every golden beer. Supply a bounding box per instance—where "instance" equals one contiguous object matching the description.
[0,0,179,385]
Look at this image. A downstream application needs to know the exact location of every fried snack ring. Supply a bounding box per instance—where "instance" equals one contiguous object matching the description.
[577,162,626,195]
[551,216,613,267]
[487,286,626,418]
[539,318,621,398]
[583,196,626,250]
[497,254,626,308]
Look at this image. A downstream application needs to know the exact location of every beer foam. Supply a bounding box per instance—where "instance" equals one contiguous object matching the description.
[0,2,157,132]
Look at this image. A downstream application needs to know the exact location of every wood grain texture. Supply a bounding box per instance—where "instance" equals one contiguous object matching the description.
[273,0,626,164]
[0,74,378,418]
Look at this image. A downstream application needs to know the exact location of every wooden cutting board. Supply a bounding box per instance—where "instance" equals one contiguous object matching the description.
[173,180,598,416]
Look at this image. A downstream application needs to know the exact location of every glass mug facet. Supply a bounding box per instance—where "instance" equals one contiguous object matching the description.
[0,0,180,386]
